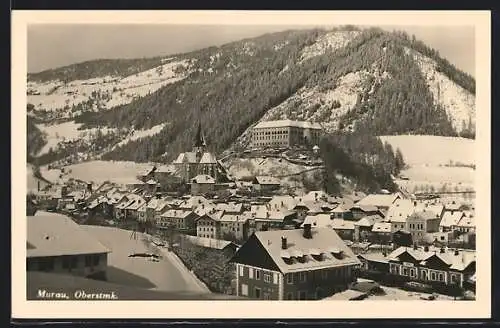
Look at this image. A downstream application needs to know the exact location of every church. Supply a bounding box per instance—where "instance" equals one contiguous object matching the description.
[172,123,226,183]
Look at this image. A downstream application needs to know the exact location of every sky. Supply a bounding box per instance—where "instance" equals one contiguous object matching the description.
[27,24,475,77]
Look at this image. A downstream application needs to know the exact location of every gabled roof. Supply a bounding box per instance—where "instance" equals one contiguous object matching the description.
[160,209,194,219]
[354,215,380,227]
[199,152,217,164]
[388,246,476,271]
[247,227,360,274]
[372,222,392,233]
[215,202,244,214]
[356,193,399,208]
[253,120,322,130]
[409,210,441,221]
[173,152,198,164]
[27,214,110,258]
[220,212,251,223]
[179,196,213,209]
[300,214,332,228]
[192,174,215,184]
[330,219,355,230]
[440,211,465,228]
[254,209,295,222]
[195,209,225,222]
[303,190,329,202]
[456,215,475,228]
[254,176,281,185]
[269,195,297,211]
[350,204,379,213]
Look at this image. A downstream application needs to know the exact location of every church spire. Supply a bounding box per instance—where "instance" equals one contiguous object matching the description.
[194,122,204,148]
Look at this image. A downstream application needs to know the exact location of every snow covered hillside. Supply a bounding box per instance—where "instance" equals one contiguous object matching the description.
[405,47,475,133]
[27,59,191,116]
[300,30,361,62]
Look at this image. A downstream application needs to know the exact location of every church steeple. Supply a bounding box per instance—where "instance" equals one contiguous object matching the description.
[193,122,206,153]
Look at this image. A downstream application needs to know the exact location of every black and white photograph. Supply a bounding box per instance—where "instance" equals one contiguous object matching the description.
[12,10,491,319]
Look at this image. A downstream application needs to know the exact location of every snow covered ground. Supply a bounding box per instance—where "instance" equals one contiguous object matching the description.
[405,47,475,133]
[27,59,192,114]
[227,157,309,179]
[40,160,157,185]
[36,121,118,156]
[111,124,166,149]
[379,135,475,193]
[82,225,206,293]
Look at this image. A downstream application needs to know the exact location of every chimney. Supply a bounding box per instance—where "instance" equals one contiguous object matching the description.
[454,250,459,256]
[413,244,418,250]
[424,245,429,252]
[281,236,287,250]
[87,183,92,193]
[156,193,161,199]
[440,247,445,254]
[303,223,312,239]
[413,201,417,207]
[37,180,40,192]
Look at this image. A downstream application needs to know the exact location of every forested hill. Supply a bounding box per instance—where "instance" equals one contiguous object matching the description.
[27,27,475,164]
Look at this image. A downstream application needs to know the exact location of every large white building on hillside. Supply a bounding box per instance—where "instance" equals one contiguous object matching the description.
[250,120,322,148]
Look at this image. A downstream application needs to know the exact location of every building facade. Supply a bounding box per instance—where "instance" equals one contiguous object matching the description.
[230,225,361,300]
[250,120,322,148]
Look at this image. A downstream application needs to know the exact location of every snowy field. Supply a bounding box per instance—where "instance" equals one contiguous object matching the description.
[40,160,157,185]
[111,124,166,149]
[379,135,475,167]
[36,121,118,156]
[27,59,191,114]
[380,135,475,193]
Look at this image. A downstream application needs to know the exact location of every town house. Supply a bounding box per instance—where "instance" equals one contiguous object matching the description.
[157,209,198,233]
[220,212,251,242]
[350,204,384,221]
[406,210,441,242]
[229,225,361,300]
[195,210,225,239]
[387,245,476,289]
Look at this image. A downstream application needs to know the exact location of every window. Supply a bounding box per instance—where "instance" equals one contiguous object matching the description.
[255,270,261,280]
[249,268,254,279]
[298,291,307,300]
[264,273,271,283]
[263,292,271,300]
[287,273,293,284]
[273,273,278,284]
[85,255,92,267]
[241,284,248,296]
[451,274,458,284]
[439,273,445,282]
[299,272,307,282]
[430,272,436,280]
[254,287,261,299]
[322,271,328,280]
[286,293,294,300]
[239,266,244,277]
[421,270,428,280]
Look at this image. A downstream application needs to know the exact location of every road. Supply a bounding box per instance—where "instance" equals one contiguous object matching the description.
[82,225,209,294]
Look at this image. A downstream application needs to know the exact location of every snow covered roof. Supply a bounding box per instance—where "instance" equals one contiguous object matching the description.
[27,214,110,258]
[372,222,392,233]
[300,214,332,228]
[356,194,400,208]
[440,211,465,228]
[330,219,355,230]
[253,120,322,130]
[199,152,217,164]
[160,209,193,219]
[192,174,215,184]
[173,152,198,164]
[254,176,281,185]
[388,246,476,272]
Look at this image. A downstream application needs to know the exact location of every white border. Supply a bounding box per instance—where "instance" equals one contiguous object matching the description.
[12,10,491,319]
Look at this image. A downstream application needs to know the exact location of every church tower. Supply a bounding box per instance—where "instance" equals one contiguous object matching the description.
[193,122,206,162]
